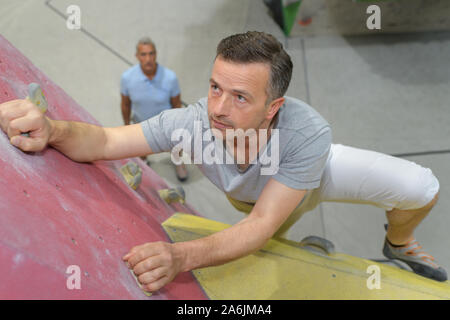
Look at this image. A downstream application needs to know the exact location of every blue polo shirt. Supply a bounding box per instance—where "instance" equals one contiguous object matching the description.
[120,64,180,122]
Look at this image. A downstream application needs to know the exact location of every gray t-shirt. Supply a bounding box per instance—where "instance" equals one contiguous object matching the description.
[141,96,332,205]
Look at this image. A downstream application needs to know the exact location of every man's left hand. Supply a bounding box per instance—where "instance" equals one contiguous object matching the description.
[123,241,184,292]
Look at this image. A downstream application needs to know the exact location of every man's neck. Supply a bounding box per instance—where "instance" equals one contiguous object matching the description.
[228,112,279,169]
[141,64,157,80]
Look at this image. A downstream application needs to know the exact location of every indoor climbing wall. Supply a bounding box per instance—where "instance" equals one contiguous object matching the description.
[0,35,207,300]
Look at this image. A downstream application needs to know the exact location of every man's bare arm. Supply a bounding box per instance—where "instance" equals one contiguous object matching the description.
[170,94,182,109]
[174,179,307,270]
[124,179,307,292]
[50,120,152,162]
[121,94,132,125]
[0,99,153,162]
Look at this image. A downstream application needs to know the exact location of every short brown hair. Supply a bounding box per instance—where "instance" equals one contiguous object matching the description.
[216,31,293,102]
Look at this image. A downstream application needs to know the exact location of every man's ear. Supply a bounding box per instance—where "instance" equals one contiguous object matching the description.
[267,97,285,119]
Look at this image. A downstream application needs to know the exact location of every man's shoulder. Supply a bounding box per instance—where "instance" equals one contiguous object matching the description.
[276,96,332,146]
[279,96,330,131]
[184,97,209,127]
[195,97,208,107]
[192,97,208,114]
[121,64,141,80]
[159,64,178,80]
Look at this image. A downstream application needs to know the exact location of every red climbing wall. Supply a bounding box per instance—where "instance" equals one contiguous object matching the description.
[0,35,207,300]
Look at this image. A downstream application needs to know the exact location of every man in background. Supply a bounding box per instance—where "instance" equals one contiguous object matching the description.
[120,37,188,181]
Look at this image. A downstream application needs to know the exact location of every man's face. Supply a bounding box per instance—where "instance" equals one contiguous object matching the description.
[208,57,275,140]
[136,44,157,74]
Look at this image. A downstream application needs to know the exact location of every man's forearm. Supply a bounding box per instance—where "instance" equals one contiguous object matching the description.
[48,118,107,163]
[170,95,182,109]
[173,216,273,272]
[121,103,131,125]
[171,102,182,109]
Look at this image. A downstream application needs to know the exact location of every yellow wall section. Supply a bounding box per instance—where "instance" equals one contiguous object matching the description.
[162,213,450,300]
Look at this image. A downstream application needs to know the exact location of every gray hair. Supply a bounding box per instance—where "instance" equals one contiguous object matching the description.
[136,37,156,52]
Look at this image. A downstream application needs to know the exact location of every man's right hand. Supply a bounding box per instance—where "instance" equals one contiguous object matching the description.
[0,99,52,152]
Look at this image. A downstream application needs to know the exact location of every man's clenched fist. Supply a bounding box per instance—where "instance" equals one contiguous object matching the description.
[0,99,52,152]
[123,241,186,293]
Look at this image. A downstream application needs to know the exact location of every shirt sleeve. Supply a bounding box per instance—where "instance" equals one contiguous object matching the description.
[120,73,129,96]
[273,126,332,190]
[169,75,181,98]
[140,104,198,153]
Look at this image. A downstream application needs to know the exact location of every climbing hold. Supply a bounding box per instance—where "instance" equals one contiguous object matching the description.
[120,162,142,190]
[27,83,48,113]
[21,83,48,137]
[158,186,185,204]
[299,236,335,256]
[128,267,152,297]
